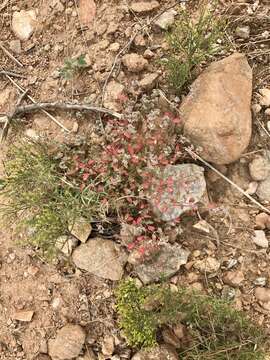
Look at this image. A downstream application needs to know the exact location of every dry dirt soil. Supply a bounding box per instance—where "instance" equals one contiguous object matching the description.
[1,0,270,359]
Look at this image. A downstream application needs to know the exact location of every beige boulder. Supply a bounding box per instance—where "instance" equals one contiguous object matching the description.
[181,53,252,164]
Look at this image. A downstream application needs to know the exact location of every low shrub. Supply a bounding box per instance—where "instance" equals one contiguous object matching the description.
[164,5,226,91]
[116,279,266,359]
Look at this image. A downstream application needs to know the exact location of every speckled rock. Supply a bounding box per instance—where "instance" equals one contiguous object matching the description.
[148,164,206,222]
[181,53,252,164]
[48,324,85,360]
[134,244,190,284]
[72,238,127,280]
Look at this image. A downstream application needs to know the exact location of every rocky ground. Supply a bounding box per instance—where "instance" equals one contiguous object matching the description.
[1,0,270,359]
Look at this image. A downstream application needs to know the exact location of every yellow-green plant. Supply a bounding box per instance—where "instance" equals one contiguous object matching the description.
[116,279,266,359]
[165,5,226,91]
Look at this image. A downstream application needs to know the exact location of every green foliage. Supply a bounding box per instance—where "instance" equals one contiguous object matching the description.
[0,140,106,259]
[116,279,266,359]
[164,5,226,91]
[60,54,87,80]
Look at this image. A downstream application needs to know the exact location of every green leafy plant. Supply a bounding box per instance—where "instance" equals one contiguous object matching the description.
[116,279,266,359]
[164,5,226,91]
[60,54,87,80]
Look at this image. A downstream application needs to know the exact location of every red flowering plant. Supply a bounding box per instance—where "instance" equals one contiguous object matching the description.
[62,110,184,260]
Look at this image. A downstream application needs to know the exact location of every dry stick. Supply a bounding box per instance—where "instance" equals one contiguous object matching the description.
[13,102,122,119]
[0,70,26,79]
[0,43,23,67]
[3,74,70,132]
[1,89,29,141]
[185,148,270,215]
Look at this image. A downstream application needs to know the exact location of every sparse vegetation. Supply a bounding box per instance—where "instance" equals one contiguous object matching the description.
[116,279,266,359]
[0,140,108,259]
[165,5,226,91]
[60,54,87,80]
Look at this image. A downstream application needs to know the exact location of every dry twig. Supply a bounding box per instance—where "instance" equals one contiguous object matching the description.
[0,43,23,67]
[185,148,270,215]
[1,89,29,141]
[12,102,122,119]
[2,73,70,132]
[0,70,26,79]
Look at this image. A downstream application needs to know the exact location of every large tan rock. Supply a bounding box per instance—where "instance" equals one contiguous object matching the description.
[181,53,252,164]
[48,324,85,360]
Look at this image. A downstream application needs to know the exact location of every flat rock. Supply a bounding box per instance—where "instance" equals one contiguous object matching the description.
[148,164,206,222]
[181,53,252,164]
[139,73,159,90]
[235,26,250,39]
[154,9,177,30]
[130,1,160,13]
[122,53,148,73]
[79,0,96,27]
[12,9,37,41]
[48,324,85,360]
[134,244,190,284]
[68,218,92,243]
[249,154,270,181]
[104,80,125,112]
[131,344,178,360]
[12,310,34,322]
[252,230,268,248]
[223,270,245,287]
[194,257,220,274]
[72,238,127,280]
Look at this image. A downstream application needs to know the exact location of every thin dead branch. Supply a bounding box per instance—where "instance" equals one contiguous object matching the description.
[12,102,122,119]
[0,70,26,79]
[2,73,70,132]
[185,148,270,215]
[0,43,24,67]
[1,89,29,141]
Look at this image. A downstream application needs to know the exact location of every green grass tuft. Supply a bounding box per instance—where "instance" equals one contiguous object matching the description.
[116,279,266,359]
[164,5,226,92]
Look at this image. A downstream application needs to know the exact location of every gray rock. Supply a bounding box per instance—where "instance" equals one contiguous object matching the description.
[12,9,37,41]
[256,177,270,202]
[48,324,85,360]
[249,155,270,181]
[181,53,252,164]
[235,26,250,39]
[72,238,127,280]
[134,244,190,284]
[148,164,206,222]
[154,9,177,30]
[131,344,178,360]
[252,230,268,248]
